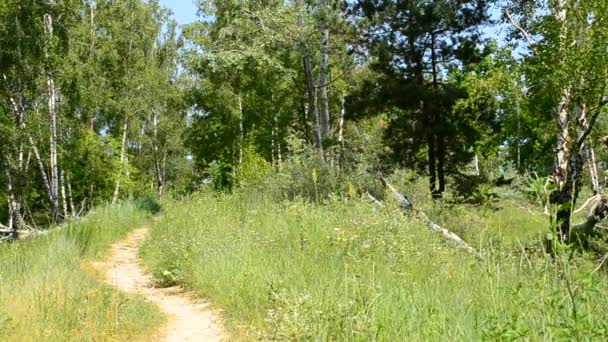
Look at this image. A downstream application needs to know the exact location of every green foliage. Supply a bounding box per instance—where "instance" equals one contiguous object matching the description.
[0,204,163,341]
[207,160,235,192]
[236,145,273,190]
[525,173,551,209]
[63,129,122,206]
[134,194,162,215]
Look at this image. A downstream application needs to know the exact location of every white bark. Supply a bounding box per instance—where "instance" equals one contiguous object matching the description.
[152,110,165,199]
[67,174,76,217]
[60,169,68,219]
[28,135,56,213]
[338,93,345,145]
[587,146,600,194]
[318,0,330,140]
[44,13,60,220]
[4,166,24,239]
[554,89,571,191]
[112,119,129,204]
[379,178,481,258]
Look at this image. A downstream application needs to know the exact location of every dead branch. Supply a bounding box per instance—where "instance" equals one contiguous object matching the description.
[376,177,482,259]
[571,195,608,241]
[505,10,534,46]
[366,192,384,207]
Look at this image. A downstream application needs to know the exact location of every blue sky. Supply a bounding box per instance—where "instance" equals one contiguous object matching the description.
[159,0,199,25]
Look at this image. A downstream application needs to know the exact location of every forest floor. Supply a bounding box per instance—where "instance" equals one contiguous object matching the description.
[93,227,226,342]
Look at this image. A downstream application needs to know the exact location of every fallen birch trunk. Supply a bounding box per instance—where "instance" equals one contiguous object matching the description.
[570,195,608,242]
[375,177,482,259]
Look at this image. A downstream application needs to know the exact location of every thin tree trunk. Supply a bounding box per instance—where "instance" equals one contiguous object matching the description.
[159,155,166,199]
[238,94,244,164]
[112,119,128,204]
[516,94,522,172]
[44,13,60,222]
[28,135,56,214]
[587,146,600,194]
[304,53,322,153]
[428,131,436,194]
[437,137,446,194]
[430,33,446,197]
[152,110,165,199]
[338,93,345,145]
[297,0,322,154]
[318,0,330,141]
[67,174,76,217]
[60,169,68,219]
[4,167,22,240]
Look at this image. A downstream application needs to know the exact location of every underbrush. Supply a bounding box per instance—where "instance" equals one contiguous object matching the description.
[0,204,164,341]
[142,191,608,340]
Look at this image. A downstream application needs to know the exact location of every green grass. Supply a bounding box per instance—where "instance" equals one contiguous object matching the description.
[0,204,164,341]
[142,190,608,340]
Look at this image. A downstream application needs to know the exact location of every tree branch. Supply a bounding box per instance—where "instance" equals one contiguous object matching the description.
[576,96,608,150]
[505,10,533,46]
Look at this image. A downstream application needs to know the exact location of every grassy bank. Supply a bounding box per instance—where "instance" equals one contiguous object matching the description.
[0,204,164,341]
[142,191,608,340]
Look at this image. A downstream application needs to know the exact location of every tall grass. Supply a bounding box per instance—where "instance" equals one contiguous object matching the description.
[142,191,608,340]
[0,204,164,341]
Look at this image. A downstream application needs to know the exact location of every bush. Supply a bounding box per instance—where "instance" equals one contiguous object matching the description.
[135,194,162,214]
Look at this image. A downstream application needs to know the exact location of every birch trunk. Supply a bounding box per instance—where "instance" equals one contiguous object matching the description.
[318,0,330,140]
[112,119,129,204]
[4,167,23,240]
[338,94,345,145]
[152,110,165,199]
[44,13,60,221]
[587,146,600,194]
[60,170,68,219]
[28,135,56,214]
[67,174,76,217]
[474,153,480,176]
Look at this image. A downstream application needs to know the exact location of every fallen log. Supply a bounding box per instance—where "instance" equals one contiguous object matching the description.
[570,195,608,242]
[0,229,34,237]
[375,177,482,259]
[366,192,384,207]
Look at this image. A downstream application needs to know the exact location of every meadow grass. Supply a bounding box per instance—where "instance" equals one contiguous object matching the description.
[0,204,164,341]
[141,190,608,340]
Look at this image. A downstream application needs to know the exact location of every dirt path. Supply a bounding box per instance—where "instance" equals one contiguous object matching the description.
[94,228,226,342]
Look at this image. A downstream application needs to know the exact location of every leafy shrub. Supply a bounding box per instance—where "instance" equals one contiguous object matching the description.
[236,145,273,190]
[525,172,551,209]
[135,194,162,214]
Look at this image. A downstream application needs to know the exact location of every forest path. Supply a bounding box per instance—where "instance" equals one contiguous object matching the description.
[94,228,226,342]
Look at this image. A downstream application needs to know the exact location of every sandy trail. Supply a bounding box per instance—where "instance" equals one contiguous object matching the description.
[95,228,226,342]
